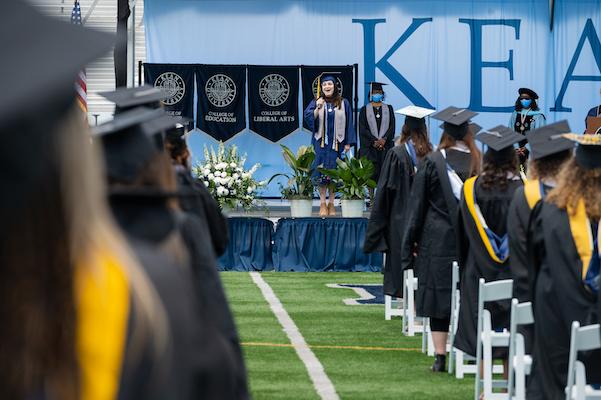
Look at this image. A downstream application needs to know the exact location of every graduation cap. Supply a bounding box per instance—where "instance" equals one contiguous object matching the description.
[366,81,387,94]
[476,125,525,163]
[518,88,539,100]
[431,106,479,139]
[396,105,436,130]
[0,0,114,211]
[438,122,482,136]
[556,133,601,169]
[99,85,168,113]
[316,72,341,98]
[526,120,575,160]
[93,107,168,183]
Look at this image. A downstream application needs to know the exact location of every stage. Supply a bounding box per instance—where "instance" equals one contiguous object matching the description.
[217,200,383,272]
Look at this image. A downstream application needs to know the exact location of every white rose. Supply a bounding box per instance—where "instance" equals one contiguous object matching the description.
[204,181,209,187]
[221,171,228,178]
[216,186,224,196]
[232,173,239,180]
[236,167,243,172]
[208,173,214,180]
[242,173,250,179]
[223,188,230,196]
[230,162,237,168]
[203,169,210,176]
[247,187,253,194]
[231,189,237,195]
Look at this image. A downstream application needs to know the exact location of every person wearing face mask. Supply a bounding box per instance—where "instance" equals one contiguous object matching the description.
[584,89,601,134]
[303,73,356,216]
[509,88,546,173]
[358,82,395,201]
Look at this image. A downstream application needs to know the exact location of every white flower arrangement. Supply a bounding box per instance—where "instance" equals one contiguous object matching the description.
[194,142,266,210]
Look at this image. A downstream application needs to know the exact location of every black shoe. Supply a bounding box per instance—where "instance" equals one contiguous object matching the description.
[431,354,446,372]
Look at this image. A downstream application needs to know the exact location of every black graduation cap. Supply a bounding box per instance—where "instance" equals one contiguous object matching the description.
[0,1,114,212]
[518,88,539,100]
[99,85,168,113]
[93,107,167,183]
[366,81,387,93]
[316,72,341,98]
[556,133,601,170]
[477,125,525,163]
[431,106,479,139]
[439,122,482,136]
[526,120,575,160]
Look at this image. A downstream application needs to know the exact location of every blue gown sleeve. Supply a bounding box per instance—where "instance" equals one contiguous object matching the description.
[344,98,356,146]
[303,99,318,133]
[533,113,546,129]
[508,111,517,129]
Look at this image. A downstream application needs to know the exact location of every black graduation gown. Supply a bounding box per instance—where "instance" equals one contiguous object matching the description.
[358,104,395,182]
[453,177,522,358]
[527,203,601,400]
[120,238,241,400]
[175,165,229,256]
[400,149,471,319]
[364,145,416,297]
[110,197,250,399]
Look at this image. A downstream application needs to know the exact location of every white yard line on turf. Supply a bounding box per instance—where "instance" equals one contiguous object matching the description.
[249,272,340,400]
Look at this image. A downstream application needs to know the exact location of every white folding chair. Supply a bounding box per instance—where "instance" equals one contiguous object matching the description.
[383,254,404,321]
[507,299,534,400]
[402,269,421,336]
[475,278,513,400]
[565,322,601,400]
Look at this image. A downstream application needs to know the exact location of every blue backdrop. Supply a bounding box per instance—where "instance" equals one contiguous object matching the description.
[144,0,601,196]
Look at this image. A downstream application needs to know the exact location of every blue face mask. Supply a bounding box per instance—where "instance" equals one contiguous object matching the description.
[520,99,532,108]
[371,93,384,103]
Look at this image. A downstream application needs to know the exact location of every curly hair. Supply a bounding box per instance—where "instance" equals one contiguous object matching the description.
[547,157,601,220]
[527,150,572,181]
[480,151,519,191]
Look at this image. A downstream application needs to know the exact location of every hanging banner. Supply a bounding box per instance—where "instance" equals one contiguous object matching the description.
[248,66,300,142]
[301,65,354,131]
[144,63,195,119]
[196,65,247,141]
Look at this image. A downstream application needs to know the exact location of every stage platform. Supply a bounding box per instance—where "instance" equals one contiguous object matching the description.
[217,200,382,272]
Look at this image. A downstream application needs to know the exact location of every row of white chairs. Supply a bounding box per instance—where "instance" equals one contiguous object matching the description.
[387,261,601,400]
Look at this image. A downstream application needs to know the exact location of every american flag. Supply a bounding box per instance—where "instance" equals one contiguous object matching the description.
[71,1,88,113]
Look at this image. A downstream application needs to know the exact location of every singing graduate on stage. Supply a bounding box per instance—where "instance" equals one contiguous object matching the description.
[526,134,601,400]
[509,88,546,172]
[507,121,575,305]
[401,106,481,372]
[304,73,355,216]
[358,82,395,197]
[453,127,524,366]
[364,106,434,299]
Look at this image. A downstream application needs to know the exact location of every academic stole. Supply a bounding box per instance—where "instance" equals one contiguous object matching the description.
[463,176,508,264]
[567,199,601,283]
[524,179,543,210]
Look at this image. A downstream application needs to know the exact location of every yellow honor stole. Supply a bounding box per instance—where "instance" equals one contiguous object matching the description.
[464,176,508,264]
[524,179,543,210]
[566,199,600,281]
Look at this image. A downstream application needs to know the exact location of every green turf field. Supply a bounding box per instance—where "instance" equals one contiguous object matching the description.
[221,272,473,399]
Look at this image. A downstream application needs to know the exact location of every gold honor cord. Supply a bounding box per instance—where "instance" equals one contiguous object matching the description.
[524,179,543,210]
[464,176,508,264]
[76,251,130,400]
[567,199,599,280]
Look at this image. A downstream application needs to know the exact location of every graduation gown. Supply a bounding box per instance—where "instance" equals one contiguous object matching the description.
[527,202,601,400]
[357,104,395,182]
[400,148,472,319]
[364,144,416,297]
[453,176,522,357]
[110,197,250,399]
[175,165,229,256]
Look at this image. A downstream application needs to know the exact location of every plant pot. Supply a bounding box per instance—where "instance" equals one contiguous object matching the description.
[290,199,313,218]
[341,199,365,218]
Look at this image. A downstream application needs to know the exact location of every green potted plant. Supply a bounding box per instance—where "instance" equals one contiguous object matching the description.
[319,156,376,217]
[269,144,316,217]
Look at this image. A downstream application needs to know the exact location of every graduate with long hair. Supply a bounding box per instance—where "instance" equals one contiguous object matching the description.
[453,127,524,378]
[526,134,601,400]
[364,106,434,299]
[401,106,481,372]
[304,74,355,216]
